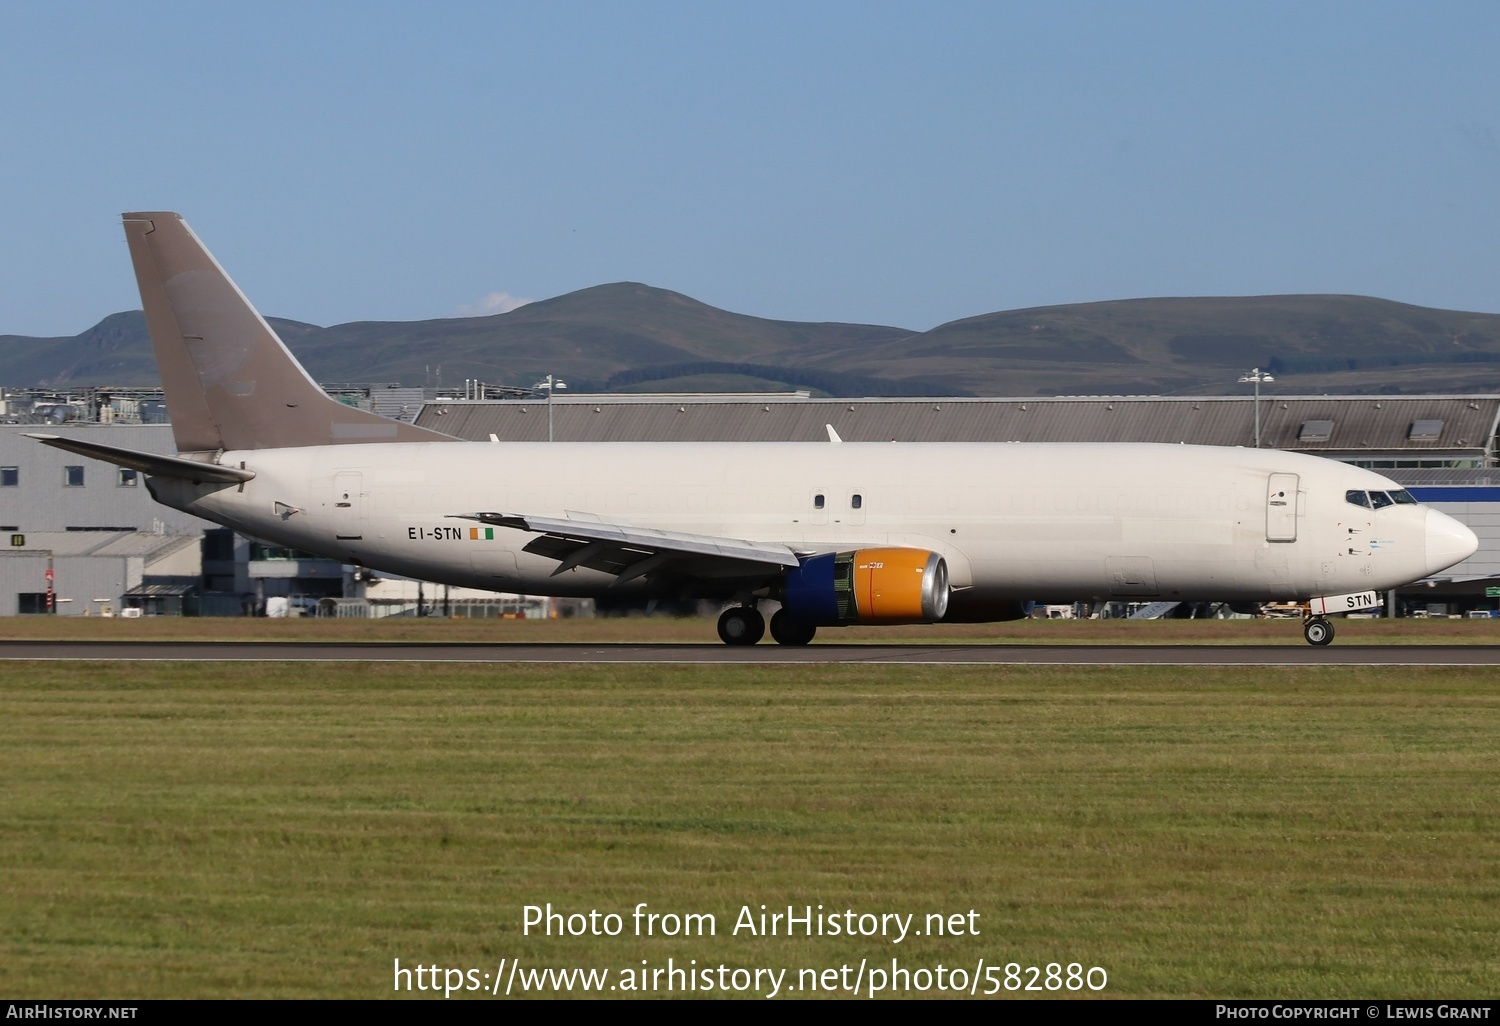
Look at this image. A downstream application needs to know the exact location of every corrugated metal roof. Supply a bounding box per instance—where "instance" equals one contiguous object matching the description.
[124,582,198,597]
[4,531,129,556]
[91,534,199,560]
[414,394,1500,457]
[5,531,197,561]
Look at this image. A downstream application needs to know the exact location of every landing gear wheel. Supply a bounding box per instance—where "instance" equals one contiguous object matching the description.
[769,610,817,646]
[1303,617,1335,646]
[717,606,765,645]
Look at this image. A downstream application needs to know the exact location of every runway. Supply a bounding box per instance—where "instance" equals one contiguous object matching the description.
[3,640,1499,665]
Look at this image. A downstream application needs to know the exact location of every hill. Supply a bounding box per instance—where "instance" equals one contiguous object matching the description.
[4,287,1500,396]
[0,312,323,389]
[812,294,1500,395]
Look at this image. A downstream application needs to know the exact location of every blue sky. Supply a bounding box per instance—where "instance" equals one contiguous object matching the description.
[2,1,1497,336]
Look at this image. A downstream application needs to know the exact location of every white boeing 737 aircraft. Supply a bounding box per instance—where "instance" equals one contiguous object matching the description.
[32,213,1478,645]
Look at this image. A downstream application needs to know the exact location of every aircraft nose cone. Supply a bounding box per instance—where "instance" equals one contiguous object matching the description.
[1425,508,1478,575]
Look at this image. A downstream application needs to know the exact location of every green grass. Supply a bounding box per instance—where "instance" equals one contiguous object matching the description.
[2,612,1497,645]
[1,662,1497,998]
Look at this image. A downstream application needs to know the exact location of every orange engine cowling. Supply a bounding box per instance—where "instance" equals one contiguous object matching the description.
[781,548,949,625]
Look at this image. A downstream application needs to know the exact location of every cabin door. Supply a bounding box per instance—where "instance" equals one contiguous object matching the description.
[332,472,365,540]
[1266,473,1299,543]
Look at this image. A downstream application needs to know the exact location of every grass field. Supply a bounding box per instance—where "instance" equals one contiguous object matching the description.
[1,612,1497,645]
[1,657,1496,999]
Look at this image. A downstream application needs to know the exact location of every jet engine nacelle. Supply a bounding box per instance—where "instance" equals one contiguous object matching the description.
[782,548,949,625]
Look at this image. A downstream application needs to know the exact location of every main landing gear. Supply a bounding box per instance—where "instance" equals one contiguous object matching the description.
[717,606,765,645]
[716,605,819,646]
[769,609,817,646]
[1302,616,1335,646]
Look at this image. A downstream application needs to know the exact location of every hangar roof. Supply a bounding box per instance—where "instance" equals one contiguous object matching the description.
[5,531,199,561]
[415,393,1500,461]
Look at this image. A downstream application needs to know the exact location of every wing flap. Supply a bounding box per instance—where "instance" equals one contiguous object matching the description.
[449,511,800,583]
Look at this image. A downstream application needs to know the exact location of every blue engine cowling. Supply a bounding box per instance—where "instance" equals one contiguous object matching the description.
[782,548,949,626]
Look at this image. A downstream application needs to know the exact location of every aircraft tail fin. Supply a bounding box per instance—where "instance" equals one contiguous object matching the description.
[122,212,455,453]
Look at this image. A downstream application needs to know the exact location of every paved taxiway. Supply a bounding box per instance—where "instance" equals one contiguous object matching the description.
[3,641,1499,665]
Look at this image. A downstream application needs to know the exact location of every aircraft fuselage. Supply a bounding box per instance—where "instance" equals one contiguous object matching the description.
[148,439,1462,609]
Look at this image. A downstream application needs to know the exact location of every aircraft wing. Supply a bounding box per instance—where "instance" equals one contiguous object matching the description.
[448,511,800,584]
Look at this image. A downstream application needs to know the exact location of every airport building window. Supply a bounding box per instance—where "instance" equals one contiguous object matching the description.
[117,467,138,487]
[1298,420,1335,442]
[1347,458,1483,470]
[203,529,235,562]
[248,542,323,561]
[17,593,53,615]
[0,467,16,486]
[63,465,85,487]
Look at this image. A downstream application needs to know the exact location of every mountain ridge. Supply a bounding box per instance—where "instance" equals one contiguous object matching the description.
[4,285,1500,396]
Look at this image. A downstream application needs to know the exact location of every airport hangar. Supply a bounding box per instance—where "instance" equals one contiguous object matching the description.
[1,390,1497,616]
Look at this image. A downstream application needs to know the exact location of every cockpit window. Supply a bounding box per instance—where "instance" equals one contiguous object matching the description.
[1346,488,1416,509]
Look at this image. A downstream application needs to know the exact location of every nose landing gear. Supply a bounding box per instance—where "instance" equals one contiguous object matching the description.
[1302,616,1335,646]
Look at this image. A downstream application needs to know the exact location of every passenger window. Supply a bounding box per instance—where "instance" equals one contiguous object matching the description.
[851,494,863,510]
[1369,491,1394,509]
[813,494,825,510]
[1345,490,1371,508]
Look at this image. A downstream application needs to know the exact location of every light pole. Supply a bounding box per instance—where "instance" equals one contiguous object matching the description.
[1238,367,1274,447]
[535,375,568,441]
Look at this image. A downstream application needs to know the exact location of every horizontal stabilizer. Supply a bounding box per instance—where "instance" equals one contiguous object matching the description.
[26,434,255,483]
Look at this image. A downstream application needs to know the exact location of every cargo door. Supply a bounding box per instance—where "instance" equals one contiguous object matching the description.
[469,548,519,585]
[1266,473,1299,543]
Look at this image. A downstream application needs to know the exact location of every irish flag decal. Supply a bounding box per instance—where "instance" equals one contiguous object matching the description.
[469,527,494,540]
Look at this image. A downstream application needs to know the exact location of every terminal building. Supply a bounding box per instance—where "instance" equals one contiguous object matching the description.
[3,388,1498,615]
